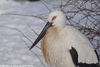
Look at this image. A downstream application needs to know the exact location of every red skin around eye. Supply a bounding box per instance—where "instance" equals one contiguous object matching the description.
[52,16,56,21]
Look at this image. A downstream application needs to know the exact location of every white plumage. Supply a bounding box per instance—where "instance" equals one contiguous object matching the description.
[30,10,99,67]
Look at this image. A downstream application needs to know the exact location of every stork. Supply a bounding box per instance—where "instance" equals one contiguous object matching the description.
[30,10,99,67]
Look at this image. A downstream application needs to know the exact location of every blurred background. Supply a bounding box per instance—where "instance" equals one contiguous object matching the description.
[0,0,99,66]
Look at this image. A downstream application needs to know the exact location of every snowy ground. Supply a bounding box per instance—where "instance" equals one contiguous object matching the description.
[0,0,50,66]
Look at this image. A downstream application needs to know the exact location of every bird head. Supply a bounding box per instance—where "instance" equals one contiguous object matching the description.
[29,10,66,50]
[48,10,66,28]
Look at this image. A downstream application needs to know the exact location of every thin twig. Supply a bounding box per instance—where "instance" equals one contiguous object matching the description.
[40,0,51,12]
[1,13,46,22]
[27,23,39,36]
[20,36,45,67]
[0,25,41,50]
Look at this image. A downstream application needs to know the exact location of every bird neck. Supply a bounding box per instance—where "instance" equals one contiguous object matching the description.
[51,25,65,34]
[55,23,66,32]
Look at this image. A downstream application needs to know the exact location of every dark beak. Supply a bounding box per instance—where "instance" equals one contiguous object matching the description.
[29,22,52,50]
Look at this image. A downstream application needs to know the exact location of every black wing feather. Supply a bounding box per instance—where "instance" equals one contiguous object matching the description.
[69,47,100,67]
[69,47,78,66]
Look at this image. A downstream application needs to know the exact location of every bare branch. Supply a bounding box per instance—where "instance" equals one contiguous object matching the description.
[40,0,51,12]
[1,13,46,22]
[0,25,41,50]
[20,35,45,67]
[27,23,39,36]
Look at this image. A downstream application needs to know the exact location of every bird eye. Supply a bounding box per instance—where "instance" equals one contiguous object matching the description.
[52,16,56,21]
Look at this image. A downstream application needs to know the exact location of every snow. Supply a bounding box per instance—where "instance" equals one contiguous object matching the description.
[0,0,48,66]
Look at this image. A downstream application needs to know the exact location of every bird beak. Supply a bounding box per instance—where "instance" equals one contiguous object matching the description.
[29,21,52,50]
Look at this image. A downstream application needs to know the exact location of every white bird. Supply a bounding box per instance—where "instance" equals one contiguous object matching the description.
[30,10,99,67]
